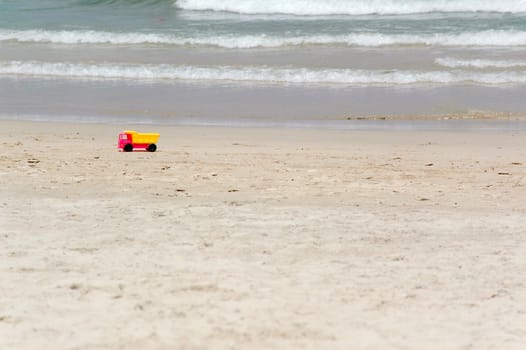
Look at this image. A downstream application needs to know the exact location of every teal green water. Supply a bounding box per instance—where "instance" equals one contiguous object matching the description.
[2,0,526,121]
[2,0,526,38]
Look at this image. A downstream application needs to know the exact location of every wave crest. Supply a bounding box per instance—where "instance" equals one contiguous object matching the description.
[436,57,526,68]
[175,0,526,15]
[3,29,526,48]
[2,60,526,86]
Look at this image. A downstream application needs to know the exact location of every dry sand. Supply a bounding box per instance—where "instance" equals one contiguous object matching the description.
[1,120,525,349]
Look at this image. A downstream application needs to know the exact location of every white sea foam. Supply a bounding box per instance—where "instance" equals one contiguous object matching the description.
[436,57,526,69]
[175,0,526,15]
[3,29,526,48]
[2,60,526,86]
[0,29,177,45]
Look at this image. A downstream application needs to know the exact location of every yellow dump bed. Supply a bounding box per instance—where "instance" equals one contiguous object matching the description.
[126,130,160,144]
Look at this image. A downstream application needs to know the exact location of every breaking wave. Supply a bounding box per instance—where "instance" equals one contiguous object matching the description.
[2,60,526,86]
[174,0,526,16]
[436,57,526,68]
[3,29,526,48]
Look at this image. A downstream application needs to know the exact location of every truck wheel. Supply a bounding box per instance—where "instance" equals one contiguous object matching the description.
[123,144,133,152]
[147,144,157,152]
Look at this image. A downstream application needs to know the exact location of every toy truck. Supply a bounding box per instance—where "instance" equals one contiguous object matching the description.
[118,130,160,152]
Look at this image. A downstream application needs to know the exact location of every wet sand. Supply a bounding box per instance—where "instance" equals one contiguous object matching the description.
[1,120,526,349]
[4,77,526,123]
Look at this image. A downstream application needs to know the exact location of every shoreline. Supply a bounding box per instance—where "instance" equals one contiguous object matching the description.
[3,113,526,133]
[4,77,526,122]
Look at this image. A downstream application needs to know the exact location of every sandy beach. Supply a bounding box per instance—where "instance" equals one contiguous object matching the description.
[1,120,525,349]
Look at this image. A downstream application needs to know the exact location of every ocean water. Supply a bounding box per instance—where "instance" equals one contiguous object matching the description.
[2,0,526,125]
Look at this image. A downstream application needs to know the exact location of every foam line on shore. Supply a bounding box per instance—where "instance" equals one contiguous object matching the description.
[3,60,526,86]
